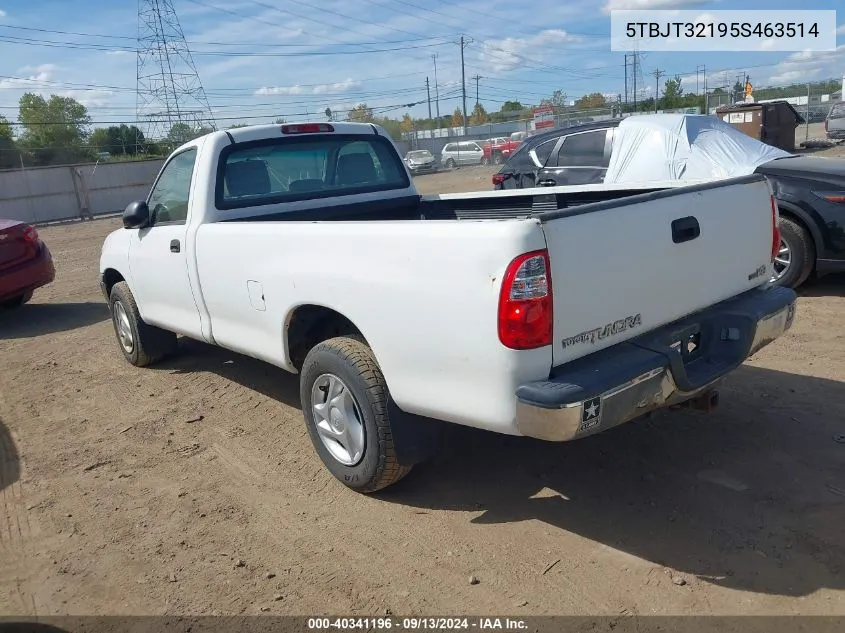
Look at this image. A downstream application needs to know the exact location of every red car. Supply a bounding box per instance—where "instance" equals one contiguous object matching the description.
[0,220,55,308]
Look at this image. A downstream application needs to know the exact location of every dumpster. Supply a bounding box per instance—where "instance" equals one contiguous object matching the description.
[715,100,804,152]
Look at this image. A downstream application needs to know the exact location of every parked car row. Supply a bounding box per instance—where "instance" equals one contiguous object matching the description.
[492,114,845,290]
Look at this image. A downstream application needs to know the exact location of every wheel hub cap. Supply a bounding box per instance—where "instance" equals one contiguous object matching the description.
[771,238,791,281]
[311,373,365,467]
[113,301,134,354]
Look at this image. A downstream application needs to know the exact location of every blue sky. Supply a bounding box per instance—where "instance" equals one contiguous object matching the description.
[0,0,843,136]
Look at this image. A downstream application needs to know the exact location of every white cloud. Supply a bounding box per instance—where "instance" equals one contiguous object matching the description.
[312,78,361,95]
[836,24,845,35]
[478,29,583,72]
[766,46,845,85]
[59,89,116,108]
[105,50,131,57]
[602,0,713,14]
[0,65,58,90]
[0,9,7,18]
[254,78,362,96]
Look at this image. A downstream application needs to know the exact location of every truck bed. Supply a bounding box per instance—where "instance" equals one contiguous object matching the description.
[218,182,676,223]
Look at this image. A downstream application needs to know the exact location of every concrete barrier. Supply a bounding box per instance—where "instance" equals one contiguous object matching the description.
[0,159,165,225]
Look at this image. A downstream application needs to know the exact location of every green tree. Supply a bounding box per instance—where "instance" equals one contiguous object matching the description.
[166,123,195,146]
[450,107,464,127]
[91,124,146,155]
[469,102,489,125]
[17,93,93,165]
[374,116,402,140]
[346,103,375,123]
[574,92,607,109]
[501,100,523,112]
[0,115,19,169]
[540,90,567,110]
[660,76,684,109]
[399,113,414,133]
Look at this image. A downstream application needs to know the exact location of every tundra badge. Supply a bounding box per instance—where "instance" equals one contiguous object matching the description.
[562,313,643,350]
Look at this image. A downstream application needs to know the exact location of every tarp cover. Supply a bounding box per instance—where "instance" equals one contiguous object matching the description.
[604,114,792,184]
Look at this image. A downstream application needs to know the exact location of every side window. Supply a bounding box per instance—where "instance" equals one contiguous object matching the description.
[532,137,559,167]
[507,145,537,172]
[556,130,609,167]
[829,103,845,120]
[148,148,197,225]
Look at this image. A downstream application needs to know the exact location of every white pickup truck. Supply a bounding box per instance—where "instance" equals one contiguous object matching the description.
[99,121,797,493]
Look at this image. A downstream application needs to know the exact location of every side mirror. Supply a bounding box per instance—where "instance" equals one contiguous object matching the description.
[122,200,150,229]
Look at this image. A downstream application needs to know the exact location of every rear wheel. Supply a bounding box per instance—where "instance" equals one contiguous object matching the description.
[480,156,490,166]
[771,216,814,289]
[108,281,178,367]
[444,158,455,169]
[300,336,412,493]
[493,153,503,165]
[1,290,33,309]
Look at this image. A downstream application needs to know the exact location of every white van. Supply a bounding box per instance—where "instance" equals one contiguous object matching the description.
[440,141,484,168]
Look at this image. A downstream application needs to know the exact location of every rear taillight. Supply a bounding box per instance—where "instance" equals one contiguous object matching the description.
[22,225,38,243]
[498,250,553,350]
[281,123,334,134]
[770,196,780,262]
[492,174,507,186]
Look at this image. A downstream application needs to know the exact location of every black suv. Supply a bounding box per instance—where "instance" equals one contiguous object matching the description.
[492,121,620,190]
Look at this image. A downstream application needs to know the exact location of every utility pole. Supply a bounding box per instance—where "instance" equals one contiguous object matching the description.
[460,35,469,134]
[471,74,482,105]
[426,77,432,120]
[632,52,637,112]
[624,54,628,109]
[432,53,441,125]
[652,68,665,113]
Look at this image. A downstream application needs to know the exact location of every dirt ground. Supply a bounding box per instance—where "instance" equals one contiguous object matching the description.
[1,168,845,618]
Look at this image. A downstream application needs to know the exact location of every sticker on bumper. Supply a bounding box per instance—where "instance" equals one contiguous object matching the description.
[579,397,603,432]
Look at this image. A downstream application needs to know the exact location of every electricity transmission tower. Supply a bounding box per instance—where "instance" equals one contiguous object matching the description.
[136,0,216,144]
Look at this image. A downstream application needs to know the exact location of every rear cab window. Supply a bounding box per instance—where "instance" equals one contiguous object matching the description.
[216,134,410,210]
[829,103,845,120]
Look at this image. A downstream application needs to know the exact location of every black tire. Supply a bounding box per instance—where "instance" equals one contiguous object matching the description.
[300,336,412,493]
[774,216,814,289]
[493,153,503,165]
[108,281,178,367]
[480,156,490,166]
[1,290,33,309]
[444,158,455,169]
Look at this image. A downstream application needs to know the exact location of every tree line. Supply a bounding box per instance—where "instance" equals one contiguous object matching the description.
[2,77,839,169]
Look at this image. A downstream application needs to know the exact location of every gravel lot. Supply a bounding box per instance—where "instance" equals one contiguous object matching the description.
[1,167,844,617]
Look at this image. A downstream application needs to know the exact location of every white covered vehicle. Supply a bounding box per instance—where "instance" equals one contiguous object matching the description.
[99,122,797,492]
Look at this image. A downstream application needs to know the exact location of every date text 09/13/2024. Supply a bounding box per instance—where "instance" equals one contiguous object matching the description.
[307,617,528,630]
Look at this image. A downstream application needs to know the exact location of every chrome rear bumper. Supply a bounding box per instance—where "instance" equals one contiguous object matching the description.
[515,286,797,442]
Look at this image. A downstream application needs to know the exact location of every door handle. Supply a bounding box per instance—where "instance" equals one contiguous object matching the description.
[170,239,181,253]
[671,216,700,244]
[537,179,557,187]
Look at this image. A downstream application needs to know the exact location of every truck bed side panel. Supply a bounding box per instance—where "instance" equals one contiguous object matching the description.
[194,219,550,434]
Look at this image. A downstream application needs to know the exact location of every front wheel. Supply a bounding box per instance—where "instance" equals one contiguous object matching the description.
[771,216,814,288]
[444,158,455,169]
[300,336,412,493]
[493,153,503,165]
[108,281,178,367]
[480,156,490,166]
